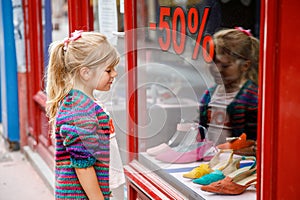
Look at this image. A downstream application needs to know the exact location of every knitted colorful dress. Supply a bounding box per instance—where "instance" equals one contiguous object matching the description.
[55,89,111,199]
[199,80,258,140]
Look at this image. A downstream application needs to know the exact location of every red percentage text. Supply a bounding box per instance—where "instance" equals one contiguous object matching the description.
[149,6,214,62]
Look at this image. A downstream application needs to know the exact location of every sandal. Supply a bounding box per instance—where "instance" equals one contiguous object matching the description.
[182,149,233,179]
[201,167,257,195]
[193,156,256,185]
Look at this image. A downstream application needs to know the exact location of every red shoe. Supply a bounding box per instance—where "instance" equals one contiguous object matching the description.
[217,133,255,150]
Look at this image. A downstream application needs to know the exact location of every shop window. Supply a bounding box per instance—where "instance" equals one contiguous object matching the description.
[133,0,260,199]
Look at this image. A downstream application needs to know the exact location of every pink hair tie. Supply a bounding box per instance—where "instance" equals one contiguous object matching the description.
[234,26,252,36]
[63,30,83,51]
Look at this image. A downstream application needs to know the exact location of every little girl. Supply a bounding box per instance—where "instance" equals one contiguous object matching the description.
[199,27,259,145]
[46,30,119,200]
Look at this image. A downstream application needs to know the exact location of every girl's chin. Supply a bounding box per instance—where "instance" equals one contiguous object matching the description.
[96,82,113,90]
[104,85,112,91]
[96,86,111,91]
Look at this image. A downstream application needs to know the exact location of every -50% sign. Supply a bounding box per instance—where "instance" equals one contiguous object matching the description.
[149,7,214,62]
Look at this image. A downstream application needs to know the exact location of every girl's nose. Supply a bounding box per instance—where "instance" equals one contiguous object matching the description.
[210,63,221,74]
[215,63,223,72]
[111,69,118,77]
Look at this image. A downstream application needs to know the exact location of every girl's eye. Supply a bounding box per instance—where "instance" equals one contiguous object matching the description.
[221,64,230,68]
[215,60,230,68]
[106,69,112,73]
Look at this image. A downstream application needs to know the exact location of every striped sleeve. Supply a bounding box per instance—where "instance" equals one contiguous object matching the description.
[60,124,100,168]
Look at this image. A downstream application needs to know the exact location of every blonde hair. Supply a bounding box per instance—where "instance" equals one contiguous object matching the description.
[213,28,259,84]
[46,32,119,129]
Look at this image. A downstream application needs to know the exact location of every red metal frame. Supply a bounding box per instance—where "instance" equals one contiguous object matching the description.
[128,160,186,199]
[68,0,93,34]
[124,0,139,162]
[124,166,170,199]
[259,0,300,199]
[22,0,56,169]
[22,0,44,143]
[276,0,300,197]
[259,0,280,199]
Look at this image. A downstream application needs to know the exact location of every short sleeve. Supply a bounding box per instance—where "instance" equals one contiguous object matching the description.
[60,124,101,168]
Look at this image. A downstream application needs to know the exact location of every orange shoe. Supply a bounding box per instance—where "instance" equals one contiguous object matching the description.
[201,173,257,195]
[201,167,257,195]
[217,133,255,150]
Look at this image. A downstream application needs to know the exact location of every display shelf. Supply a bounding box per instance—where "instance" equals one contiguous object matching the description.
[139,152,256,200]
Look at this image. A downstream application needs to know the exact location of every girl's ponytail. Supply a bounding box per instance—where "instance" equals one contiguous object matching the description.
[46,41,73,131]
[246,36,259,84]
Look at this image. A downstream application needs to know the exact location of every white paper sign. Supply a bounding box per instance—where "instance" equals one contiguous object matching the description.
[120,0,124,13]
[98,0,118,45]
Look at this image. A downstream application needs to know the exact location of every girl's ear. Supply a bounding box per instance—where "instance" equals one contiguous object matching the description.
[241,60,251,72]
[79,67,91,81]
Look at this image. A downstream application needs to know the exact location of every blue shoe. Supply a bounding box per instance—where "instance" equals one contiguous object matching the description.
[193,169,225,185]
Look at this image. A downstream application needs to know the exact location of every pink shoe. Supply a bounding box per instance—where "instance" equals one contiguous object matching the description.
[155,141,214,163]
[146,123,202,157]
[146,143,172,156]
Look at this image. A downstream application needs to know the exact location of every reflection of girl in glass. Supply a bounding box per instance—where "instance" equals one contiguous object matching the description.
[199,27,259,146]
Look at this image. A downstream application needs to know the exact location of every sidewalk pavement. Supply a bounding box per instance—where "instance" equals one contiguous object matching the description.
[0,131,54,200]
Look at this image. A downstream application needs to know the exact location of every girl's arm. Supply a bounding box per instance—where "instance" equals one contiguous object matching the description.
[75,166,104,200]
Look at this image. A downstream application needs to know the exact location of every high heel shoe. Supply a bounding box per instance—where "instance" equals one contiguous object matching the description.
[182,149,233,179]
[201,167,257,195]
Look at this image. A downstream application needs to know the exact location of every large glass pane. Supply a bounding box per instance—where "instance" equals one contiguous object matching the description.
[136,0,260,199]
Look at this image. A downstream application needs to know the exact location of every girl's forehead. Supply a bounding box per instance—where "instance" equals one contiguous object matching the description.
[104,56,119,67]
[215,54,232,63]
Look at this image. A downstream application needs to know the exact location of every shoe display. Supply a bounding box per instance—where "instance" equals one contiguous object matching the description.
[201,167,257,195]
[155,140,214,164]
[217,133,255,150]
[182,149,233,179]
[193,156,256,185]
[146,124,258,197]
